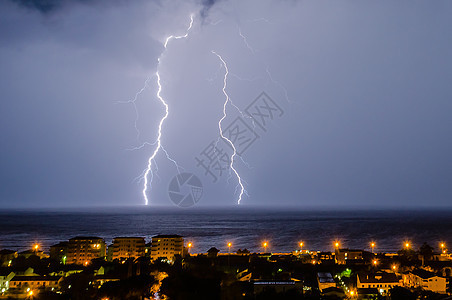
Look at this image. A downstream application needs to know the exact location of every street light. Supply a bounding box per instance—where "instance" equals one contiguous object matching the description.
[334,241,340,249]
[33,244,39,252]
[370,242,376,253]
[372,259,378,266]
[404,242,411,249]
[392,265,397,272]
[262,241,268,253]
[227,242,232,254]
[440,242,446,253]
[187,242,193,254]
[299,241,304,252]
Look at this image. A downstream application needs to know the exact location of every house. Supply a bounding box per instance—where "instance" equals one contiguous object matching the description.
[317,272,336,292]
[403,269,447,294]
[0,250,17,267]
[322,286,346,298]
[0,270,15,291]
[9,275,62,291]
[357,272,400,294]
[335,249,363,265]
[357,288,379,300]
[254,280,302,294]
[207,247,220,258]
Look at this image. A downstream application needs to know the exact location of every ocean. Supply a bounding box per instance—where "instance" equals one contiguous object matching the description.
[0,207,451,254]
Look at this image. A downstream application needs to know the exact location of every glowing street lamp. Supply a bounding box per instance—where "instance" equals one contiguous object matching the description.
[372,259,378,266]
[262,241,268,253]
[392,265,398,272]
[404,242,411,249]
[227,242,232,254]
[187,242,193,253]
[299,241,304,252]
[440,242,446,253]
[370,242,376,253]
[33,244,39,252]
[334,241,340,249]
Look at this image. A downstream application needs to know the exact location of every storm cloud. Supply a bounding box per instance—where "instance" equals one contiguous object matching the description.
[0,0,451,208]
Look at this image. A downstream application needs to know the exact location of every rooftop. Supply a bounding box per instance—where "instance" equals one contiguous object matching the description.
[411,269,437,279]
[358,272,399,284]
[317,272,335,283]
[152,234,182,238]
[69,236,103,241]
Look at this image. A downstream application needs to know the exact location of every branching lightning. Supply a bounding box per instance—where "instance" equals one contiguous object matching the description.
[212,51,246,205]
[141,15,194,205]
[237,24,290,103]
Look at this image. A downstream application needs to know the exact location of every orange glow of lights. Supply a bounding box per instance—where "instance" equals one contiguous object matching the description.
[299,241,304,248]
[227,242,232,248]
[33,244,39,251]
[187,242,193,248]
[405,242,411,249]
[334,241,340,248]
[373,260,378,265]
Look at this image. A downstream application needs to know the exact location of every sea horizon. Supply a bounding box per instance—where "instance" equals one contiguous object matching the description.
[1,207,451,254]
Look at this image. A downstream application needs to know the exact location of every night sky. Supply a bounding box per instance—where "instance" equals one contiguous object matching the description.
[1,0,451,208]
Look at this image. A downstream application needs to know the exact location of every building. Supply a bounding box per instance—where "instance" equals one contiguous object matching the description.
[357,272,400,294]
[67,236,106,265]
[49,242,69,263]
[356,288,379,299]
[403,269,447,294]
[0,270,15,291]
[0,250,17,267]
[254,280,302,294]
[150,235,184,262]
[335,249,363,264]
[110,237,145,261]
[317,272,336,292]
[9,275,61,291]
[18,250,47,260]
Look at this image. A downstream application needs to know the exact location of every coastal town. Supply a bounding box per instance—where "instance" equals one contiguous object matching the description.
[0,235,451,299]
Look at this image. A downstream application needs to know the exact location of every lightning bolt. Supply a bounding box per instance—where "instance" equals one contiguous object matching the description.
[237,24,290,103]
[142,15,194,206]
[212,51,246,205]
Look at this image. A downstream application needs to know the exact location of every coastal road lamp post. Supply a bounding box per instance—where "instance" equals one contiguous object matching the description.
[227,242,232,266]
[370,242,375,254]
[263,241,268,253]
[404,242,411,250]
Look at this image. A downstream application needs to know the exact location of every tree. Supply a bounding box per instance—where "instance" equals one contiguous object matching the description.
[419,242,434,262]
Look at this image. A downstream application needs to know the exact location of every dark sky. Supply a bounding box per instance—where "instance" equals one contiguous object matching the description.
[1,0,451,208]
